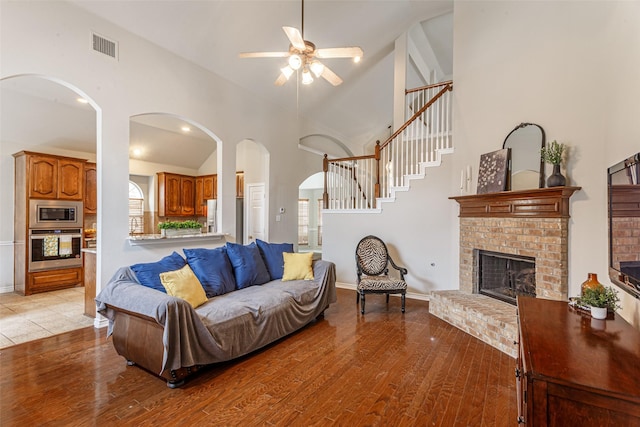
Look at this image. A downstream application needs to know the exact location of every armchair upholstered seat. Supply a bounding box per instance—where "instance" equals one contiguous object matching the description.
[355,235,407,314]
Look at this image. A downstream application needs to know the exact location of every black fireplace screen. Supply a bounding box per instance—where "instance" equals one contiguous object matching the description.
[476,250,535,305]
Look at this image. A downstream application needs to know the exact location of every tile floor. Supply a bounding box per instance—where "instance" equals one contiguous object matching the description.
[0,287,94,349]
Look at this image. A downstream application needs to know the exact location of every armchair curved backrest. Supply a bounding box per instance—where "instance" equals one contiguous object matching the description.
[355,235,390,277]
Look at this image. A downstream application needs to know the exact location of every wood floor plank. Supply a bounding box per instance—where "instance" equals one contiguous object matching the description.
[0,288,517,426]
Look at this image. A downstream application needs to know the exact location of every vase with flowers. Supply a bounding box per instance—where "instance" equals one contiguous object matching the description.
[541,140,566,187]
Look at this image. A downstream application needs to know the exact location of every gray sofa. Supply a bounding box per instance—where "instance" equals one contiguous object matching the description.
[96,259,337,387]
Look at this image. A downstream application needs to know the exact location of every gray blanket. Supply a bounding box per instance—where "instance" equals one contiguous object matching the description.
[96,260,337,375]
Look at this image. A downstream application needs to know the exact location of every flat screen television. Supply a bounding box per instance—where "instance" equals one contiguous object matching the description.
[608,152,640,299]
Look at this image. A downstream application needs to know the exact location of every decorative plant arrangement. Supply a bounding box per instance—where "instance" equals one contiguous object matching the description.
[541,140,567,187]
[158,220,202,237]
[577,286,621,319]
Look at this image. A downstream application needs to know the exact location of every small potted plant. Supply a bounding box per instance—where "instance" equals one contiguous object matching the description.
[540,140,566,187]
[158,220,203,237]
[577,286,620,319]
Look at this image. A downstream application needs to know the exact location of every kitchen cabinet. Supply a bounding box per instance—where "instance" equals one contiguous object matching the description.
[27,267,83,294]
[84,162,97,214]
[157,172,195,217]
[516,296,640,425]
[83,250,96,317]
[236,171,244,198]
[13,151,86,295]
[17,152,85,200]
[195,174,216,216]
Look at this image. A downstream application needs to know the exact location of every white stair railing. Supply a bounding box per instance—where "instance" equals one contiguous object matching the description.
[323,81,453,211]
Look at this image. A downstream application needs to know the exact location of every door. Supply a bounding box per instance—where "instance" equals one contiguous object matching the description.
[246,183,265,244]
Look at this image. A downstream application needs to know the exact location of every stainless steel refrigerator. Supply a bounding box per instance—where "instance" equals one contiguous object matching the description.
[206,199,216,233]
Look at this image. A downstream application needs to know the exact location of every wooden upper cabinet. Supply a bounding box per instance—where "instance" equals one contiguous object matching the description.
[180,176,195,216]
[58,159,84,200]
[28,155,58,199]
[158,172,195,217]
[84,163,97,214]
[236,171,244,198]
[194,174,216,216]
[26,153,84,200]
[203,175,216,200]
[195,177,205,216]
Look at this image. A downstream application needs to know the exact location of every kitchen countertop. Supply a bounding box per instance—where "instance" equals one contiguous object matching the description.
[127,232,227,246]
[81,248,97,254]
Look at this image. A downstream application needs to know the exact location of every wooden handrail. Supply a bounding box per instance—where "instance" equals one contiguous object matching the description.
[380,82,452,150]
[324,153,376,164]
[405,80,453,95]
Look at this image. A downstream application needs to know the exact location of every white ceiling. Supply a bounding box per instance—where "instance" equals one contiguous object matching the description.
[1,0,453,169]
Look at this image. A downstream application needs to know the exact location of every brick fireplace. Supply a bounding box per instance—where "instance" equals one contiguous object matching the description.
[430,187,580,357]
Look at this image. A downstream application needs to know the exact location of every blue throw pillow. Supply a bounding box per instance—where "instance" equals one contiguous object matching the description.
[256,239,294,280]
[183,247,236,298]
[225,242,271,289]
[130,251,186,293]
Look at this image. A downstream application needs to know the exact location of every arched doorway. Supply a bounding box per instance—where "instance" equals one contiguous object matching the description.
[236,139,269,244]
[298,172,324,255]
[129,113,221,234]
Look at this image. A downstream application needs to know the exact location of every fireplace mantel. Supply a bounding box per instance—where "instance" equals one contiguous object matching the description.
[450,186,581,218]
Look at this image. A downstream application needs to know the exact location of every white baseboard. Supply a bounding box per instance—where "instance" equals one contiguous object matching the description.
[336,281,430,301]
[0,284,14,294]
[94,315,109,329]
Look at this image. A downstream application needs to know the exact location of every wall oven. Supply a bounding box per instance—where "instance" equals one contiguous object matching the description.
[29,228,83,271]
[28,199,84,272]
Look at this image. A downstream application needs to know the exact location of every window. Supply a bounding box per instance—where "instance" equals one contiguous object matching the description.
[317,199,323,246]
[298,198,309,245]
[128,181,144,235]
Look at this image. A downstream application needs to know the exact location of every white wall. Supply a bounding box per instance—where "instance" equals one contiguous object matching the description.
[323,158,456,296]
[0,1,316,296]
[451,0,640,326]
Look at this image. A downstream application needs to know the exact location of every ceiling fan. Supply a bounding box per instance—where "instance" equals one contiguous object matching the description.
[239,0,363,86]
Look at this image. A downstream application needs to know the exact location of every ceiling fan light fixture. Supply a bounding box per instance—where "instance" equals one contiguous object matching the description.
[309,61,324,78]
[288,54,302,70]
[301,68,314,85]
[281,65,295,79]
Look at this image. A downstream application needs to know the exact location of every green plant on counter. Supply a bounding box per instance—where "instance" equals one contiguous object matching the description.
[158,220,202,230]
[540,140,565,165]
[577,286,621,311]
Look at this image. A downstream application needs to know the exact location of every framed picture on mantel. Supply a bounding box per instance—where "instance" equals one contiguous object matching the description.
[477,148,510,194]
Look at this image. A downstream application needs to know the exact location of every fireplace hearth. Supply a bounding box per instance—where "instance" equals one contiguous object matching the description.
[475,250,535,305]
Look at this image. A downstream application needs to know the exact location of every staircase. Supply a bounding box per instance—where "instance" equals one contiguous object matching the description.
[322,81,453,211]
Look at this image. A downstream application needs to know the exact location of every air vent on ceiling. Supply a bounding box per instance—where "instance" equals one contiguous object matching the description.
[92,32,118,59]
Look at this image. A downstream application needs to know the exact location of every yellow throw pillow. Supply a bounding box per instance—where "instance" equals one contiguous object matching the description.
[159,264,208,308]
[281,252,314,281]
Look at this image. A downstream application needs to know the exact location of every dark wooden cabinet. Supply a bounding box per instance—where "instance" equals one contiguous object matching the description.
[22,152,84,200]
[516,296,640,426]
[157,172,195,217]
[84,162,97,214]
[236,171,244,198]
[195,174,216,216]
[180,176,195,216]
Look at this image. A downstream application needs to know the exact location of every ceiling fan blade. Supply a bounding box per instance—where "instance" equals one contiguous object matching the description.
[321,65,343,86]
[274,73,288,86]
[316,47,364,59]
[282,26,306,51]
[239,51,289,58]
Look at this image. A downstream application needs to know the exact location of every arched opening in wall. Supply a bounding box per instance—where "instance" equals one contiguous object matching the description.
[236,139,269,244]
[298,172,324,255]
[129,113,221,234]
[0,74,99,338]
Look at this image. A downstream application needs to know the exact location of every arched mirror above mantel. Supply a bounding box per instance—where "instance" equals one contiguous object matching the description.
[503,123,545,191]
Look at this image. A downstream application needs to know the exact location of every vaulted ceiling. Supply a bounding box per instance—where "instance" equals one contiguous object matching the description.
[1,1,453,169]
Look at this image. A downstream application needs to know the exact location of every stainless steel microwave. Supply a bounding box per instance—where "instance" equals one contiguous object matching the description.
[29,199,83,229]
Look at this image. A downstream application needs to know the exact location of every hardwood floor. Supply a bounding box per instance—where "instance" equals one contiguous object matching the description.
[0,288,517,426]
